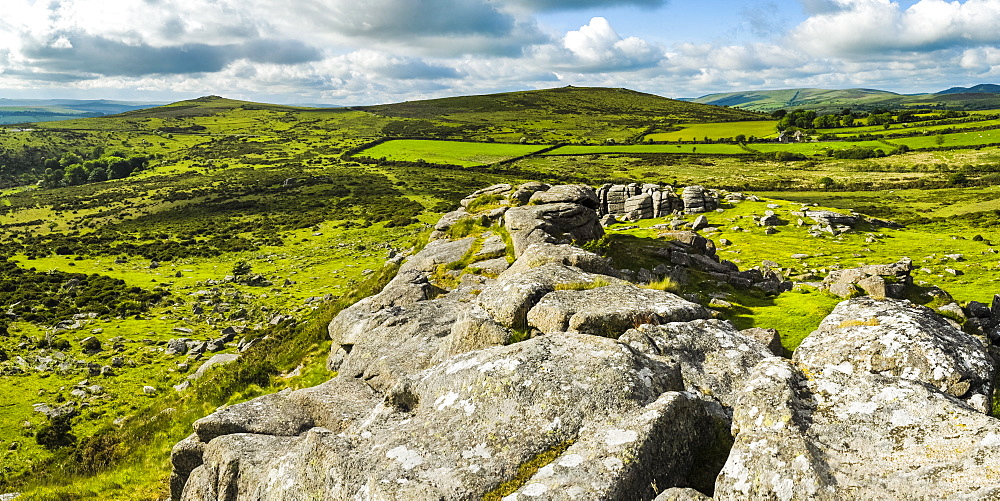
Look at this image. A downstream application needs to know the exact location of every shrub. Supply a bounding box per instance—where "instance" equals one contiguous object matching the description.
[232,260,252,276]
[35,414,76,450]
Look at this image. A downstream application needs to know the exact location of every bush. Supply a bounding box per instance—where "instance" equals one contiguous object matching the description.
[35,414,76,450]
[232,260,252,276]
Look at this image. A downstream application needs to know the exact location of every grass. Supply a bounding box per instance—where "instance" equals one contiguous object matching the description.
[646,120,778,141]
[357,139,550,167]
[545,144,750,155]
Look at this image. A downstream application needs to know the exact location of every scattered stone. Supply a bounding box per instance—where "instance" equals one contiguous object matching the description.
[691,215,708,231]
[820,258,912,299]
[80,336,102,353]
[165,338,189,356]
[143,386,157,395]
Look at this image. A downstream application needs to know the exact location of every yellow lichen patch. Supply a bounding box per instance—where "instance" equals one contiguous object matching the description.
[554,277,613,291]
[838,317,880,328]
[482,439,576,501]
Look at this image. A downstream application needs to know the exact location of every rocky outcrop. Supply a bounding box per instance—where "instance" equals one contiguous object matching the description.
[595,183,712,221]
[715,296,998,500]
[175,335,722,500]
[171,182,1000,501]
[681,185,718,214]
[794,297,994,410]
[820,257,913,299]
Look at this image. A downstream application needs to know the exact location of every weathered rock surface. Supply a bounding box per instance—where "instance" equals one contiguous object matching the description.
[802,208,858,226]
[794,297,994,409]
[716,357,1000,500]
[478,263,626,329]
[526,284,711,338]
[681,186,718,214]
[620,320,774,410]
[501,242,617,277]
[176,335,718,501]
[527,183,600,208]
[821,257,913,299]
[505,202,604,256]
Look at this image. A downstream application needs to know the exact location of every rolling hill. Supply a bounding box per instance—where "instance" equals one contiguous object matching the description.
[690,85,1000,114]
[938,84,1000,95]
[0,98,162,124]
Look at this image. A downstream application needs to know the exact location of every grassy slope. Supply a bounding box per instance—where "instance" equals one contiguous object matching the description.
[692,87,1000,113]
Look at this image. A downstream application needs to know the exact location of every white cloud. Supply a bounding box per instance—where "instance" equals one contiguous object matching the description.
[536,17,663,72]
[791,0,1000,57]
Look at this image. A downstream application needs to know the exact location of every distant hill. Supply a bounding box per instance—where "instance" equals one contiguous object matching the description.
[27,89,765,147]
[937,84,1000,95]
[0,98,162,124]
[689,85,1000,113]
[359,86,765,124]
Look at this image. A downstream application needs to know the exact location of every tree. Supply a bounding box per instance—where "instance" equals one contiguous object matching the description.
[64,164,88,186]
[59,152,83,168]
[109,159,133,179]
[88,166,108,183]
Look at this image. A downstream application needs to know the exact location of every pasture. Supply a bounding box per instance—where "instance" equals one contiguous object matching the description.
[357,139,550,166]
[645,120,778,141]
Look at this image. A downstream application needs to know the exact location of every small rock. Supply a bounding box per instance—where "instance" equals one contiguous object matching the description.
[80,336,102,353]
[691,215,709,231]
[143,386,157,395]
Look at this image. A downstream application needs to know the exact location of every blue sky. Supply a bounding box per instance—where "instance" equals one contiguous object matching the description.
[0,0,996,104]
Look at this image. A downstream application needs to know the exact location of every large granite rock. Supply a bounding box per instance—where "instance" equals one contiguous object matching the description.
[476,263,626,329]
[794,297,994,410]
[681,186,717,214]
[176,335,719,500]
[504,202,604,257]
[821,258,913,299]
[526,284,711,338]
[715,357,1000,500]
[620,320,774,411]
[501,242,617,278]
[327,286,480,392]
[527,184,600,209]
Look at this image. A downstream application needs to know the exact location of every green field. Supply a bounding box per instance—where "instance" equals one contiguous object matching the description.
[894,128,1000,148]
[646,120,778,141]
[356,139,549,166]
[546,144,750,155]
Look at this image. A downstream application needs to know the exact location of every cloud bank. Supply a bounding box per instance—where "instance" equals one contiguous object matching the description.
[0,0,997,104]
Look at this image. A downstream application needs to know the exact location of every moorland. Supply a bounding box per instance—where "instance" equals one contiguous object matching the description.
[2,85,1000,499]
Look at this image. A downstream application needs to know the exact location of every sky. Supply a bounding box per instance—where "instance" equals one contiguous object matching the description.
[0,0,999,105]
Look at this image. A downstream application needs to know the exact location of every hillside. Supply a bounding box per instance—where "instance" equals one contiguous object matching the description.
[939,84,1000,95]
[360,85,762,122]
[691,85,1000,113]
[0,99,160,125]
